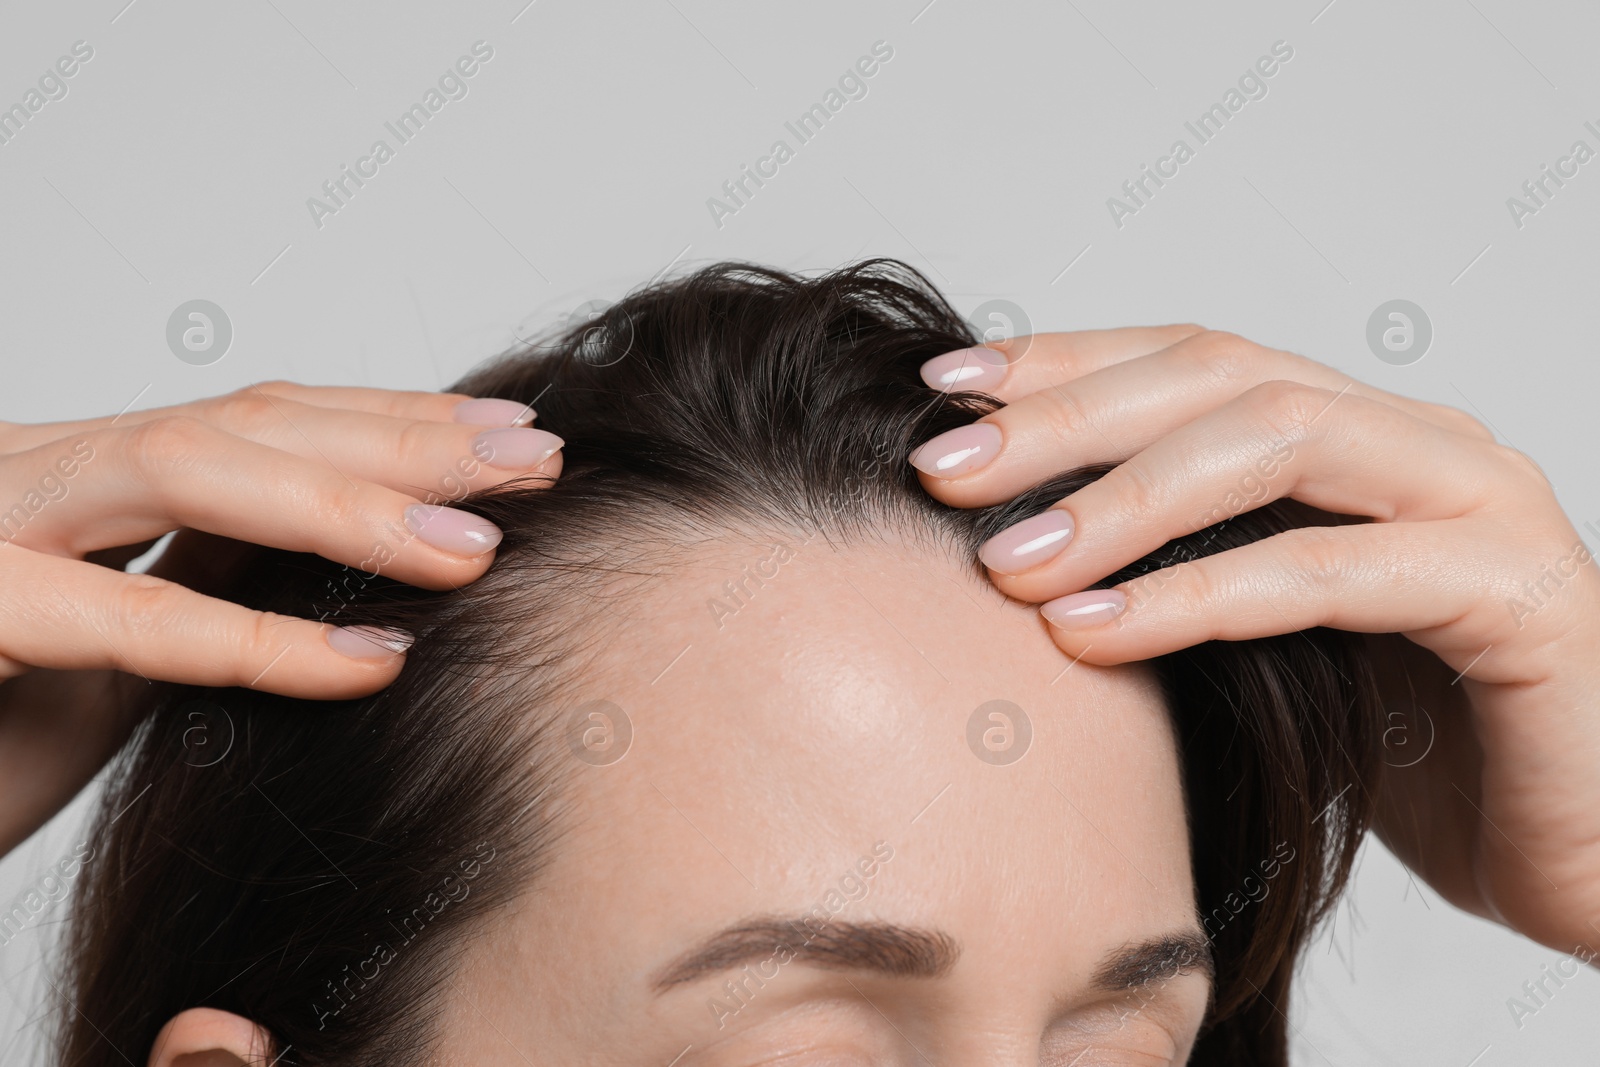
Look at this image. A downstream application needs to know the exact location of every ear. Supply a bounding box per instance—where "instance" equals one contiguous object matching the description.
[147,1008,275,1067]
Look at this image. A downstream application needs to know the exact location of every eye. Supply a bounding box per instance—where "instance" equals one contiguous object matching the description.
[1041,995,1196,1067]
[1047,1051,1178,1067]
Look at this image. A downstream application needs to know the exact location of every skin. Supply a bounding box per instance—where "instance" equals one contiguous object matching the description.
[11,324,1597,1061]
[910,325,1600,959]
[156,539,1212,1066]
[0,382,562,856]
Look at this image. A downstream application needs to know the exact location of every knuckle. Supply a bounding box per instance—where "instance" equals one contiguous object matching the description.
[394,419,444,475]
[1244,379,1329,445]
[204,387,280,432]
[1133,556,1219,617]
[239,611,299,684]
[110,572,180,639]
[1111,459,1169,528]
[1170,557,1218,610]
[1039,385,1097,441]
[122,416,213,476]
[1184,330,1261,384]
[1286,528,1363,598]
[320,477,377,537]
[1490,442,1553,490]
[1430,402,1496,442]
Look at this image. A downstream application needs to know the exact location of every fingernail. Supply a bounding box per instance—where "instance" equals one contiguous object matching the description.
[908,423,1003,478]
[404,504,504,556]
[454,398,536,427]
[1040,590,1126,630]
[980,509,1075,574]
[328,624,414,659]
[920,346,1008,392]
[472,427,564,469]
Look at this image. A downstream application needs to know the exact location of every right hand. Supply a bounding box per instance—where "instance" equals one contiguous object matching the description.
[0,381,562,856]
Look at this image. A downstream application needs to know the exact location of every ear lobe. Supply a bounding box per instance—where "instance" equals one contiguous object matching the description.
[147,1007,274,1067]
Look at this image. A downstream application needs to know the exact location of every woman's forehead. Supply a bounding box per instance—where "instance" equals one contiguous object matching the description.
[530,535,1193,926]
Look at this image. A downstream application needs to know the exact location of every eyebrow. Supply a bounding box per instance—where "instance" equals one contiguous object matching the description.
[651,917,1214,994]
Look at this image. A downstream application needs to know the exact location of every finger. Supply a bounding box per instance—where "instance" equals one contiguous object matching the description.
[0,545,413,699]
[1032,520,1513,678]
[248,380,535,427]
[919,324,1206,402]
[140,390,561,501]
[978,383,1508,600]
[0,381,534,453]
[911,329,1496,506]
[0,417,520,589]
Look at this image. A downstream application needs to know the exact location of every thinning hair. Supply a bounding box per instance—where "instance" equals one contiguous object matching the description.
[55,259,1379,1066]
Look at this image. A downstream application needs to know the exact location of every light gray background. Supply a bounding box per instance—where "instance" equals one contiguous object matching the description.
[2,0,1598,1062]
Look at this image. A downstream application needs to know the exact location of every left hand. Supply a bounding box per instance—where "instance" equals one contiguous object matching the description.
[907,325,1600,959]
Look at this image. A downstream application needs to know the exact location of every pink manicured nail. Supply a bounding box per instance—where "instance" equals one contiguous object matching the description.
[919,346,1008,392]
[980,509,1075,574]
[472,427,564,469]
[328,624,414,659]
[454,398,536,427]
[404,504,504,556]
[908,423,1003,478]
[1040,590,1125,630]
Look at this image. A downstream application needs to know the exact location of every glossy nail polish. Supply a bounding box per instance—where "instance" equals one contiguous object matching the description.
[328,625,414,659]
[908,423,1003,478]
[404,504,504,557]
[454,397,536,427]
[979,509,1075,574]
[472,427,564,469]
[919,346,1008,392]
[1040,590,1126,630]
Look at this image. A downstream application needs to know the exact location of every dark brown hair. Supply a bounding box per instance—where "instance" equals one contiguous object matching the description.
[55,259,1379,1066]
